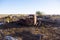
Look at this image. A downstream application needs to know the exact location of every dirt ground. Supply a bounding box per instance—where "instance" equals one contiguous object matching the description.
[0,26,60,40]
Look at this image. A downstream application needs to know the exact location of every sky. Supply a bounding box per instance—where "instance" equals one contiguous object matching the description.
[0,0,60,15]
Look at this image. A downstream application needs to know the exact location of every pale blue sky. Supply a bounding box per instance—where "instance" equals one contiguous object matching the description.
[0,0,60,15]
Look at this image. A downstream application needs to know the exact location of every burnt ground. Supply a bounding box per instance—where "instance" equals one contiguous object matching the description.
[0,26,60,40]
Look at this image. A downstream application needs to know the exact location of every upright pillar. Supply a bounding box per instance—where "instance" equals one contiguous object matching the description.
[34,14,37,25]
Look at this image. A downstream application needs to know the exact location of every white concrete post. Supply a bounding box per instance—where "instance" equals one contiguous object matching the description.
[34,14,37,25]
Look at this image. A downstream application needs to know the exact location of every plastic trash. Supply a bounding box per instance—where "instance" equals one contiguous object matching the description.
[4,36,18,40]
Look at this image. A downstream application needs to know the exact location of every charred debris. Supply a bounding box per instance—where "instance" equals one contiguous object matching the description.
[0,14,60,29]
